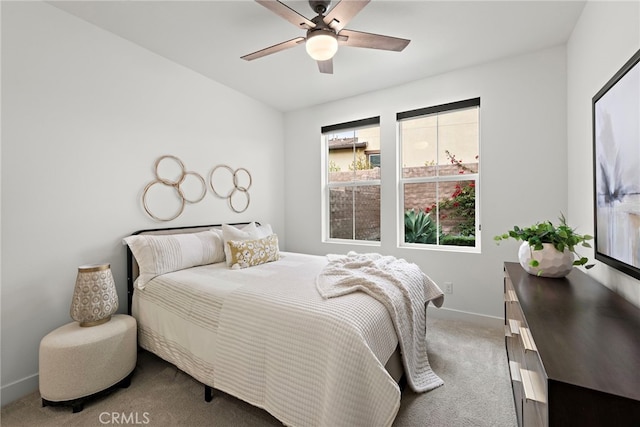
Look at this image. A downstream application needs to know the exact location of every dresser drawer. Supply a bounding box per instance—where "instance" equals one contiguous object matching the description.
[504,267,548,427]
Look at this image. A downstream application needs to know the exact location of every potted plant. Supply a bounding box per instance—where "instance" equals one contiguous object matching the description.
[494,214,594,277]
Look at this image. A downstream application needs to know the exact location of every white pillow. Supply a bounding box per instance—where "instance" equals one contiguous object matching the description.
[123,230,225,289]
[222,222,273,266]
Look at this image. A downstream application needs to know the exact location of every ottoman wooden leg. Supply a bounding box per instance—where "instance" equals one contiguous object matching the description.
[41,397,84,413]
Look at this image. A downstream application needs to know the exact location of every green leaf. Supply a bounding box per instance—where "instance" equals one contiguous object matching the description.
[493,213,593,269]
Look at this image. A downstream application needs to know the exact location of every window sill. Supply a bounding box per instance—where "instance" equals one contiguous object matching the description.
[323,238,381,247]
[398,243,481,254]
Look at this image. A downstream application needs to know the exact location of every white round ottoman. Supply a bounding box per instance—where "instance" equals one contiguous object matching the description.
[39,314,137,412]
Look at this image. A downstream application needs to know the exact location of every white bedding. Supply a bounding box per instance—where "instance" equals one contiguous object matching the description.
[132,252,437,426]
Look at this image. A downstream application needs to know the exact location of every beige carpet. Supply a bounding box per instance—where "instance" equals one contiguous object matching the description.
[1,317,517,426]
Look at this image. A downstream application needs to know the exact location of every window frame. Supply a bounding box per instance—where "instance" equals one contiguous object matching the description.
[322,116,381,245]
[397,98,481,252]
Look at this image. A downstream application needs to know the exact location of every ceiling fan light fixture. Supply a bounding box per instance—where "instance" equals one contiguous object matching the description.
[305,31,338,61]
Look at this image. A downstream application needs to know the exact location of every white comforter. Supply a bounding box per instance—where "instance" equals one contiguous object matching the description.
[133,252,439,427]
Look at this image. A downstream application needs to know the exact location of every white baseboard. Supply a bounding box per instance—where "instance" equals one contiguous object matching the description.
[428,306,503,330]
[1,373,39,408]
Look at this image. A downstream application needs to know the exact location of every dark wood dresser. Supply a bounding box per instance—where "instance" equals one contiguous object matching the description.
[503,262,640,426]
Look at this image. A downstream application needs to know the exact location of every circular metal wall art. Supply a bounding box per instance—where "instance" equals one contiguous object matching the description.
[142,180,185,222]
[209,165,252,213]
[142,155,206,221]
[155,155,185,186]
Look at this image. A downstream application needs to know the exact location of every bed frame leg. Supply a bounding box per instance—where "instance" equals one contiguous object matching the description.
[398,374,407,392]
[204,385,213,402]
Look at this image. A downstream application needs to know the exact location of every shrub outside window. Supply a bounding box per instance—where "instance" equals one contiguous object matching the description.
[323,117,381,243]
[398,98,480,249]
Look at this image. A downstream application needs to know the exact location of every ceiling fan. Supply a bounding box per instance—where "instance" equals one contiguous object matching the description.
[241,0,411,74]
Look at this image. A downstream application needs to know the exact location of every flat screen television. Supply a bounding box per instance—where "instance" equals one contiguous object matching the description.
[592,48,640,281]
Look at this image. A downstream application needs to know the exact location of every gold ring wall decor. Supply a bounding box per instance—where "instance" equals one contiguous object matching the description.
[209,165,252,213]
[142,155,206,221]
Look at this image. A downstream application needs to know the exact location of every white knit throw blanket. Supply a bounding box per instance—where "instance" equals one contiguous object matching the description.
[316,252,445,392]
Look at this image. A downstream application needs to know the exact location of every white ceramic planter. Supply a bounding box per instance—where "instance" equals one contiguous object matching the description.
[518,242,574,278]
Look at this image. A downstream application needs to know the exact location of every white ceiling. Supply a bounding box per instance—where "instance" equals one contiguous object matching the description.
[49,0,586,112]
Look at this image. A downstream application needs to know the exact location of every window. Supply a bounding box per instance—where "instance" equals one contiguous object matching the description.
[367,152,381,168]
[398,98,480,249]
[322,117,380,242]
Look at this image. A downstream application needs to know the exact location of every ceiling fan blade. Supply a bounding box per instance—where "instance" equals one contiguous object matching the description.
[338,29,410,51]
[241,37,305,61]
[324,0,370,32]
[256,0,315,29]
[317,58,333,74]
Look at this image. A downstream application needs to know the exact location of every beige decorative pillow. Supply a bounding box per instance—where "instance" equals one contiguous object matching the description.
[222,222,273,266]
[123,230,225,289]
[227,234,280,269]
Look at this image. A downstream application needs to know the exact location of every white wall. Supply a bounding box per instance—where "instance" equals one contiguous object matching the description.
[1,1,285,405]
[567,0,640,307]
[283,46,569,321]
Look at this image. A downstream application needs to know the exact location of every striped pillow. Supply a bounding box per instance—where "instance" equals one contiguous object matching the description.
[123,230,225,289]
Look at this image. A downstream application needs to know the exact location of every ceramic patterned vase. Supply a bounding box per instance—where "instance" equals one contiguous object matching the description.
[518,242,574,278]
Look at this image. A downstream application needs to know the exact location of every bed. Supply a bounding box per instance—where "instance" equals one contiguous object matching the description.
[125,222,444,427]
